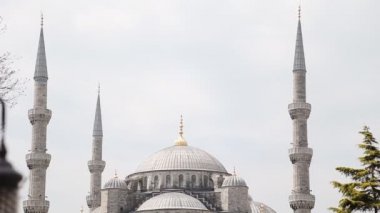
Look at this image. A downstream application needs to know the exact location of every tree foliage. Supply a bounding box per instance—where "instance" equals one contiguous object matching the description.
[330,126,380,213]
[0,16,26,107]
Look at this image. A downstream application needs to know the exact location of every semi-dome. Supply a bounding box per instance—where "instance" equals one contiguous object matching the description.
[135,145,227,173]
[222,174,247,187]
[250,201,276,213]
[137,192,208,211]
[104,175,127,189]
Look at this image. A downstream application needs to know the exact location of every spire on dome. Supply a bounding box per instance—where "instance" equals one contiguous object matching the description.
[93,88,103,136]
[34,15,48,82]
[175,115,188,146]
[293,5,306,71]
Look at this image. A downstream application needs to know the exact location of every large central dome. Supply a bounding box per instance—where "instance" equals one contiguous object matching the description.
[135,117,228,174]
[135,145,228,173]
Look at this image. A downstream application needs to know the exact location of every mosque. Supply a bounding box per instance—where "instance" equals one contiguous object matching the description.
[0,5,314,213]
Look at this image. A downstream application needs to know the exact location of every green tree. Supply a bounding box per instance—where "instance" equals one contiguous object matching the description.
[330,126,380,213]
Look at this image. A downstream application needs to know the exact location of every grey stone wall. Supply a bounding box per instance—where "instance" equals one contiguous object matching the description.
[221,186,250,213]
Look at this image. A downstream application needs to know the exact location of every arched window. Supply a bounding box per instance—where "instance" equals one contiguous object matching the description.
[191,175,196,188]
[179,174,184,188]
[143,177,148,190]
[166,175,171,188]
[204,175,209,188]
[154,176,159,189]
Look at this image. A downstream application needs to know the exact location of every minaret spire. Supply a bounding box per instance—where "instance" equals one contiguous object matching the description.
[34,14,48,82]
[24,17,52,213]
[87,88,105,210]
[93,87,103,136]
[293,7,306,73]
[41,13,44,27]
[288,6,315,213]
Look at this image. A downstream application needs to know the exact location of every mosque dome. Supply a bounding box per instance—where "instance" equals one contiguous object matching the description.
[135,145,227,173]
[222,174,247,187]
[250,201,276,213]
[104,175,127,189]
[135,116,227,174]
[137,192,208,211]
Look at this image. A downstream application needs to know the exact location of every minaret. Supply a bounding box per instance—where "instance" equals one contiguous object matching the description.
[86,87,105,210]
[23,15,52,213]
[288,6,315,213]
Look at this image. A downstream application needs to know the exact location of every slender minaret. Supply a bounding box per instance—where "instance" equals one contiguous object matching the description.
[288,6,315,213]
[23,15,52,213]
[86,87,105,210]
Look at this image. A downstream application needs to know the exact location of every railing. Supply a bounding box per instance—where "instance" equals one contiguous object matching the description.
[288,147,313,155]
[288,102,311,111]
[25,153,51,168]
[23,200,50,211]
[26,153,51,161]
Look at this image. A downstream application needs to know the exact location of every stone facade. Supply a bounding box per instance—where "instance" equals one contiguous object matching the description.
[90,138,274,213]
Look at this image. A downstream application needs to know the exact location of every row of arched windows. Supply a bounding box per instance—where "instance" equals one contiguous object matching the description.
[146,174,212,189]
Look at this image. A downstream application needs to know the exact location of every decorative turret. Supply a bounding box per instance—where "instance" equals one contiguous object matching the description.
[288,6,315,213]
[87,88,106,210]
[23,15,52,213]
[103,173,127,190]
[221,169,250,212]
[101,172,127,213]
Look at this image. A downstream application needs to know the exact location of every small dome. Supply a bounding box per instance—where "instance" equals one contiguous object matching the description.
[104,176,127,189]
[137,192,208,211]
[250,201,276,213]
[222,175,247,187]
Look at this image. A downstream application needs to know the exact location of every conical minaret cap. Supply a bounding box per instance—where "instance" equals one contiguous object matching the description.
[93,91,103,136]
[34,16,48,82]
[293,18,306,71]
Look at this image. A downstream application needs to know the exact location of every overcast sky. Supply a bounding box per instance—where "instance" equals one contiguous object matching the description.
[1,0,380,212]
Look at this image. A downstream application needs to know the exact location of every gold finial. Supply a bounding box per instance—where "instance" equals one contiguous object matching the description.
[114,169,118,178]
[175,115,188,146]
[41,12,44,27]
[179,115,183,137]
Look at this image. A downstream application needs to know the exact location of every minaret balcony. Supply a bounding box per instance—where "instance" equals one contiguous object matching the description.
[289,193,315,210]
[288,102,311,119]
[23,199,50,213]
[28,108,52,124]
[26,153,51,169]
[86,194,100,208]
[88,160,106,173]
[288,147,313,164]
